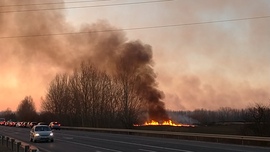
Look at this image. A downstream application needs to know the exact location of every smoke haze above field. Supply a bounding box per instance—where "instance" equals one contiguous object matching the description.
[0,0,169,119]
[0,0,270,111]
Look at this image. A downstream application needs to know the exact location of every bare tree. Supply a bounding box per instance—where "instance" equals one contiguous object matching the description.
[116,60,147,128]
[42,74,71,123]
[0,108,16,121]
[77,62,124,127]
[16,96,38,121]
[243,103,270,136]
[189,109,217,125]
[98,75,122,127]
[42,61,146,128]
[68,69,84,126]
[216,107,242,123]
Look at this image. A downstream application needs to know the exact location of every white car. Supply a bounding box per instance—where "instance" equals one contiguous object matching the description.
[30,125,54,142]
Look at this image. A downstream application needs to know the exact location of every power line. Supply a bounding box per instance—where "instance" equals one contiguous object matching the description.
[0,0,111,8]
[0,0,173,14]
[1,15,270,40]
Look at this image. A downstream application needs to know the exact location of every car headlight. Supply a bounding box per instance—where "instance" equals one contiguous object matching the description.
[50,133,53,136]
[34,133,40,137]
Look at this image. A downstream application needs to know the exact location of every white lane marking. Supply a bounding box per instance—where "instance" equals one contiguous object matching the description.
[139,149,156,152]
[58,138,122,152]
[37,147,53,152]
[59,133,192,152]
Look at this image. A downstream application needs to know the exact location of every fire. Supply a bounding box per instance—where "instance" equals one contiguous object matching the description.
[134,120,195,127]
[144,120,181,126]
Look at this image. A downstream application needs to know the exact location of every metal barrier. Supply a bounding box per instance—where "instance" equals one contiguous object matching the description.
[61,126,270,146]
[1,135,39,152]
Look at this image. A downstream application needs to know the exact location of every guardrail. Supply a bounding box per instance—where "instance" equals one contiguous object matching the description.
[0,135,39,152]
[61,126,270,147]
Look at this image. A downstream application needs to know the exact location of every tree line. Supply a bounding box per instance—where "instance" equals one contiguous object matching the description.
[1,62,148,128]
[1,98,269,136]
[168,104,270,136]
[0,62,269,135]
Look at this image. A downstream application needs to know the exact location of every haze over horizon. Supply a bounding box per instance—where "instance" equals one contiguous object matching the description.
[0,0,270,112]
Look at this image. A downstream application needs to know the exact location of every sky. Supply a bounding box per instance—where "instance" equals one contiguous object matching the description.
[0,0,270,112]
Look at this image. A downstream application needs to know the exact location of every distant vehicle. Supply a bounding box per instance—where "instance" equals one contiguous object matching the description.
[16,122,22,127]
[26,122,31,128]
[29,122,38,128]
[38,122,49,126]
[0,121,5,125]
[6,121,16,127]
[0,118,5,125]
[30,125,54,142]
[49,122,61,130]
[21,122,28,127]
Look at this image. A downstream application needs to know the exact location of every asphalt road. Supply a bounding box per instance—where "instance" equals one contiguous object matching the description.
[0,126,269,152]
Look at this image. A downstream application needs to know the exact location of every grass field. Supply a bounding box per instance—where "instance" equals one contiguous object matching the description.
[134,124,265,136]
[134,124,270,147]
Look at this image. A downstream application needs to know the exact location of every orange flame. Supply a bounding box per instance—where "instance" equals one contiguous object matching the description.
[144,120,181,126]
[134,120,195,127]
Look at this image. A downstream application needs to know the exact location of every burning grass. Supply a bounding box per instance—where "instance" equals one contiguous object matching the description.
[134,120,195,127]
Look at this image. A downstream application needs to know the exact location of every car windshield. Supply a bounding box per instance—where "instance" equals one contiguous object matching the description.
[35,126,51,131]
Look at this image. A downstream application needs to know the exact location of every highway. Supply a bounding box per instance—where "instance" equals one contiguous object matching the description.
[0,126,270,152]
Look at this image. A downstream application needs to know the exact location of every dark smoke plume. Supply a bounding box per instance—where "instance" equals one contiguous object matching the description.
[0,0,168,120]
[115,41,169,121]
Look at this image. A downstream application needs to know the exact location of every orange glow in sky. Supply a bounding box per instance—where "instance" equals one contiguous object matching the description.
[0,0,269,111]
